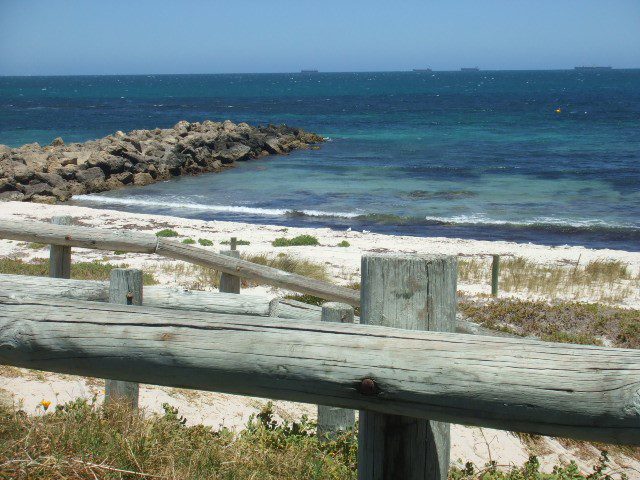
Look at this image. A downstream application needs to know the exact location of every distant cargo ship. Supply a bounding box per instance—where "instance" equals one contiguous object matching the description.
[412,68,432,72]
[574,66,612,71]
[300,69,319,73]
[461,67,480,72]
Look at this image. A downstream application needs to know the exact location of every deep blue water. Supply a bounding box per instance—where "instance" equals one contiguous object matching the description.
[1,71,639,250]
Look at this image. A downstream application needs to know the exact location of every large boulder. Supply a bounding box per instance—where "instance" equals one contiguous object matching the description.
[50,137,64,147]
[23,182,54,199]
[215,144,252,164]
[133,172,154,186]
[35,172,66,188]
[75,166,105,184]
[0,191,24,202]
[87,152,126,174]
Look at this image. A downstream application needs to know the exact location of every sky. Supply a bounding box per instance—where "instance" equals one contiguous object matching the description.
[1,0,639,75]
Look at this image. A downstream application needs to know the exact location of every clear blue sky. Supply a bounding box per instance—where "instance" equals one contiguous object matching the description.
[1,0,638,75]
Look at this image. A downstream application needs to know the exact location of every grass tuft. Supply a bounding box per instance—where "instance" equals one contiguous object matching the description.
[198,238,214,246]
[272,235,319,247]
[336,240,350,247]
[182,238,196,245]
[155,229,179,237]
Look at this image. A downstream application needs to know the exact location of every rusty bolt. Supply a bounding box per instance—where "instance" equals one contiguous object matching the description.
[126,292,134,305]
[65,235,71,241]
[359,378,377,396]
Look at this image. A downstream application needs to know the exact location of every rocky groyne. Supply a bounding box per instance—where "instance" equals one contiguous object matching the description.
[0,120,323,203]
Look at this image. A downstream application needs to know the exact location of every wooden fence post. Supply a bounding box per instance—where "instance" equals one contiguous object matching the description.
[491,254,500,297]
[49,216,72,279]
[104,268,142,410]
[317,302,356,440]
[358,254,456,480]
[219,237,241,294]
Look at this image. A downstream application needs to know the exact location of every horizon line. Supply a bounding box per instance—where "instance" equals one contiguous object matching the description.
[1,67,639,78]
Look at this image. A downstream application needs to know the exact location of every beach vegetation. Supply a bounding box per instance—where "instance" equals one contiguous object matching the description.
[113,250,127,255]
[272,234,319,247]
[337,240,350,247]
[245,253,329,281]
[197,238,214,246]
[457,256,637,303]
[0,395,627,479]
[181,238,196,245]
[0,257,158,285]
[158,253,329,291]
[26,242,48,250]
[459,298,640,349]
[221,239,251,246]
[155,228,179,237]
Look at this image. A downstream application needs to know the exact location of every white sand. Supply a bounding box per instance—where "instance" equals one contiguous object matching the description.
[0,200,639,475]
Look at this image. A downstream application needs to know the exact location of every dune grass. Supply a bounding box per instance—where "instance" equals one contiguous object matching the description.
[0,257,158,285]
[458,256,638,303]
[159,252,329,291]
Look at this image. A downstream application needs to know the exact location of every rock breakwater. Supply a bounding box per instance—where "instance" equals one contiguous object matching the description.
[0,120,323,203]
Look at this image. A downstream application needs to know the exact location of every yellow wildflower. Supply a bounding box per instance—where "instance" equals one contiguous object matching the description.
[40,400,51,411]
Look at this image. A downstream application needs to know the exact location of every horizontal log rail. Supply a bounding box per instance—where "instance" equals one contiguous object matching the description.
[0,273,321,320]
[1,294,639,445]
[0,218,359,306]
[0,273,505,335]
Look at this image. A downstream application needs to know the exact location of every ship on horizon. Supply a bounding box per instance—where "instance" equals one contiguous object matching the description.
[412,68,432,72]
[300,69,319,73]
[574,66,613,71]
[461,67,480,72]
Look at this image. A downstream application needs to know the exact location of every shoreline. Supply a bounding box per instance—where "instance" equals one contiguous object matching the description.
[1,201,638,307]
[70,193,640,252]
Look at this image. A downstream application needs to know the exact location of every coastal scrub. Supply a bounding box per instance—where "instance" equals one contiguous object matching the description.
[272,234,319,247]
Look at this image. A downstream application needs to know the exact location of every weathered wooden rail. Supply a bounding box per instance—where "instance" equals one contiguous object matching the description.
[1,217,639,479]
[0,218,360,306]
[1,293,639,445]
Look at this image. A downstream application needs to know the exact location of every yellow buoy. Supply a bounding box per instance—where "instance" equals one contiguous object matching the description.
[555,108,562,113]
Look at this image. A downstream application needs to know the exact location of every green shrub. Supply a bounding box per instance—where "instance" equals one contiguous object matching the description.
[336,240,350,247]
[272,235,319,247]
[182,238,196,245]
[198,238,214,246]
[155,229,179,237]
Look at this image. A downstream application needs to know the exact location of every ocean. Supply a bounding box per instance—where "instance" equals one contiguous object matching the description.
[1,71,639,251]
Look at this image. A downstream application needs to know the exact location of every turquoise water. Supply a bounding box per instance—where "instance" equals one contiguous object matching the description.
[1,71,639,250]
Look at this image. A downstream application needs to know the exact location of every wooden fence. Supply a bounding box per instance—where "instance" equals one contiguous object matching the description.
[0,217,639,480]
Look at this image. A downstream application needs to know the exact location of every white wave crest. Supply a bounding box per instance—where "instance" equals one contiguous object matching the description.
[74,195,359,219]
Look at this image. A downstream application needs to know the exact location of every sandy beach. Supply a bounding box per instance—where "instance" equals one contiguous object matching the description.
[1,200,639,474]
